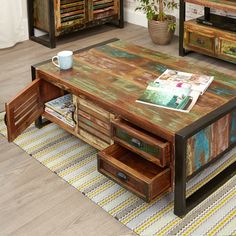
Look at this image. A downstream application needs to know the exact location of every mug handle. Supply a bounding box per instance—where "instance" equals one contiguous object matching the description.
[52,56,60,68]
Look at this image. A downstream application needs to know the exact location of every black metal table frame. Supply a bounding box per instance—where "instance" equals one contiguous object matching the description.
[27,0,124,48]
[174,99,236,217]
[30,38,236,217]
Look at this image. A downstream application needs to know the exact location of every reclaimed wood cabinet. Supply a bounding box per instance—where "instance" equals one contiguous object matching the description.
[179,0,236,64]
[27,0,124,48]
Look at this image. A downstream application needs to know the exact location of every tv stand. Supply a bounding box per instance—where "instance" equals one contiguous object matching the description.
[179,0,236,64]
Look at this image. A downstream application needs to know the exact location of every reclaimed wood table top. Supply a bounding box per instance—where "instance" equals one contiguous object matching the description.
[36,40,236,142]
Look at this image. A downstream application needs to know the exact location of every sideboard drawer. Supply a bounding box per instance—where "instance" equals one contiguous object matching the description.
[217,37,236,61]
[98,144,171,202]
[112,119,170,167]
[184,22,215,55]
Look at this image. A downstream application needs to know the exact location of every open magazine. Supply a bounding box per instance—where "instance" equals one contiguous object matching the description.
[155,69,214,95]
[45,94,75,121]
[136,69,214,113]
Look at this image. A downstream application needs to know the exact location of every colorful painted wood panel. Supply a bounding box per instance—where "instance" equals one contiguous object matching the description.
[229,109,236,145]
[187,111,235,176]
[33,0,50,32]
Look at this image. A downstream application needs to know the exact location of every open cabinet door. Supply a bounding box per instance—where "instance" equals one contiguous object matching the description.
[5,79,44,142]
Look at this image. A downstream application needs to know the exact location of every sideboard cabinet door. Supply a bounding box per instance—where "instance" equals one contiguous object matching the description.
[89,0,120,21]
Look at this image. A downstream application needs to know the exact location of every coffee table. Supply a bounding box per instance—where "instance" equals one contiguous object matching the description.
[5,39,236,217]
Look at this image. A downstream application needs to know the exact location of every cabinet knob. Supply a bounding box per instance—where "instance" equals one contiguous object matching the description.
[196,38,205,45]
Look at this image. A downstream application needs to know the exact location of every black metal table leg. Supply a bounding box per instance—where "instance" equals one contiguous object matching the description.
[48,0,56,48]
[174,133,187,217]
[118,0,124,28]
[31,65,51,129]
[27,0,34,38]
[179,0,187,56]
[174,100,236,217]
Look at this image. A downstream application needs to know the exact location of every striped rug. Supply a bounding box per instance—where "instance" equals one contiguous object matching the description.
[0,112,235,236]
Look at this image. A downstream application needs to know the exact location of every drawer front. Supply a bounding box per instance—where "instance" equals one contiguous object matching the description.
[112,119,170,167]
[76,96,114,148]
[218,37,236,62]
[115,128,160,156]
[184,25,215,55]
[189,32,214,52]
[98,144,171,202]
[98,157,148,199]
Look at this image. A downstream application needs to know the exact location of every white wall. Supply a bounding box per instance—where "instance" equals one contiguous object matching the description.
[21,0,29,41]
[124,0,203,36]
[0,0,28,48]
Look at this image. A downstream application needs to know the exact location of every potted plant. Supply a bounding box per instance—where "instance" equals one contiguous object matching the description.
[135,0,178,45]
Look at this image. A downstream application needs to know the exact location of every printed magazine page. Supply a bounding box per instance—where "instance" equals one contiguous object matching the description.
[154,69,214,95]
[45,107,75,127]
[136,82,200,113]
[45,94,75,121]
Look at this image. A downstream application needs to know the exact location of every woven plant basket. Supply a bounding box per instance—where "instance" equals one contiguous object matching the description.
[148,15,176,45]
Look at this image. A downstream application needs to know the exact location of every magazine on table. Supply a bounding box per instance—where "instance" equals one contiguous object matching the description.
[45,94,75,121]
[45,107,75,127]
[154,69,214,95]
[136,69,214,113]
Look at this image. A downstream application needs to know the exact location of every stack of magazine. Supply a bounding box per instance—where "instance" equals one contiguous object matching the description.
[137,69,214,113]
[45,94,75,127]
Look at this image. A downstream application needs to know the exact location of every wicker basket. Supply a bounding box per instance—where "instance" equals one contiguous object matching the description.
[148,15,176,45]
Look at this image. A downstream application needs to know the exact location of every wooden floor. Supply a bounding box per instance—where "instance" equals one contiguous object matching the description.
[0,23,235,236]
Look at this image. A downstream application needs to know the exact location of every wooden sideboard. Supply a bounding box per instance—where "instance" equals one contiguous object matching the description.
[179,0,236,64]
[5,39,236,216]
[27,0,124,48]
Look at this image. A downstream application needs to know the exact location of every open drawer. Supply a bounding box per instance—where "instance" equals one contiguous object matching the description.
[98,144,171,202]
[112,119,170,167]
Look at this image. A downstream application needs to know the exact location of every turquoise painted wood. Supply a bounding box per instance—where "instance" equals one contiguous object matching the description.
[230,109,236,145]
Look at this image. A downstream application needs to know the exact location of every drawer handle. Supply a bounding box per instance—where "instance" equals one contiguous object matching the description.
[230,47,236,53]
[117,171,128,181]
[131,137,143,148]
[196,38,205,45]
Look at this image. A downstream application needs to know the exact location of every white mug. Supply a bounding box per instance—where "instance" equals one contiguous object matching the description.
[52,50,73,70]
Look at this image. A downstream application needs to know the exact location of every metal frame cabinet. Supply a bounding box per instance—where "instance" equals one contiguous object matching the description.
[27,0,124,48]
[179,0,236,64]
